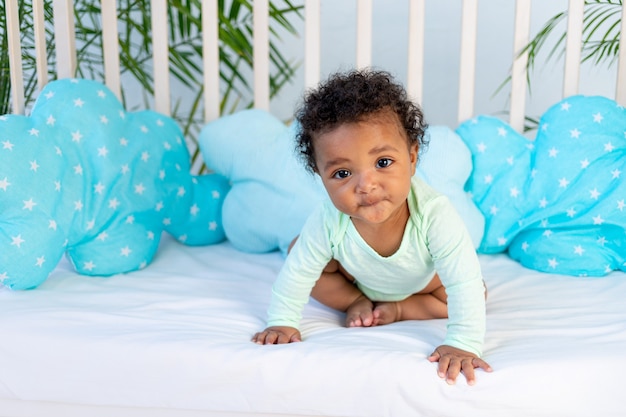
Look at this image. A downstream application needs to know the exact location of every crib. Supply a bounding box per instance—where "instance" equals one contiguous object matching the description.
[2,1,626,416]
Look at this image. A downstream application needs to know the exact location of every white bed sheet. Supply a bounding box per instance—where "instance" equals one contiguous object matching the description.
[1,234,624,417]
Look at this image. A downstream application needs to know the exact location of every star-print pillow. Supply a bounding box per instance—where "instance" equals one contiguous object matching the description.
[0,78,230,290]
[199,109,485,255]
[457,95,626,276]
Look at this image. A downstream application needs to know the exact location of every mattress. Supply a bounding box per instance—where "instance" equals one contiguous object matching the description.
[1,234,624,417]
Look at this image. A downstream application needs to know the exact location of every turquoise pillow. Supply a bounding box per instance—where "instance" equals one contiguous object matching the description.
[199,109,484,254]
[457,95,626,276]
[0,79,230,290]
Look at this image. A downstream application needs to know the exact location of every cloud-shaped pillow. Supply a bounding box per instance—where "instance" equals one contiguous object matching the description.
[199,109,484,255]
[0,79,230,290]
[457,95,626,276]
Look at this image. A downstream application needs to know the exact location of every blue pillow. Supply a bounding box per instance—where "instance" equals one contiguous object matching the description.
[0,79,230,290]
[457,95,626,276]
[199,109,485,254]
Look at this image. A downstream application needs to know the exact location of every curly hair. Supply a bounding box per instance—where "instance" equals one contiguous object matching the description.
[295,68,428,173]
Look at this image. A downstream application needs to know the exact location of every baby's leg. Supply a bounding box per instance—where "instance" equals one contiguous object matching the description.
[373,274,449,325]
[311,260,376,327]
[288,237,374,327]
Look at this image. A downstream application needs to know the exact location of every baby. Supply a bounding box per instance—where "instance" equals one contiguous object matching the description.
[252,69,491,385]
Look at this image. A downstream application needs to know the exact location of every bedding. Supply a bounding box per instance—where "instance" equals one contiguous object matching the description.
[0,234,624,417]
[0,79,230,290]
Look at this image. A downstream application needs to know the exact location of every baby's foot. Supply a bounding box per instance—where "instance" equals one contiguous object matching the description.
[345,296,375,327]
[372,302,401,326]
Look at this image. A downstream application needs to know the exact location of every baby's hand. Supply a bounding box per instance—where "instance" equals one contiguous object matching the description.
[428,345,492,385]
[252,326,301,344]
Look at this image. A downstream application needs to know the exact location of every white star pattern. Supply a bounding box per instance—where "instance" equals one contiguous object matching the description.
[593,112,603,123]
[23,199,36,211]
[11,235,25,248]
[2,140,14,150]
[570,128,581,139]
[190,204,200,216]
[618,200,626,211]
[109,198,120,209]
[134,183,146,194]
[0,177,9,191]
[120,246,132,257]
[35,256,45,267]
[98,146,109,157]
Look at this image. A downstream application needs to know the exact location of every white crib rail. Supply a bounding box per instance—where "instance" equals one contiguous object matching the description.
[4,0,626,130]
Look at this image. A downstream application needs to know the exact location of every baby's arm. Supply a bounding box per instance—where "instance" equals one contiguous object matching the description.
[252,326,301,344]
[428,345,492,385]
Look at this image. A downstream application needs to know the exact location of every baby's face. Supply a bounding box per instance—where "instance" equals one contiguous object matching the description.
[313,112,418,228]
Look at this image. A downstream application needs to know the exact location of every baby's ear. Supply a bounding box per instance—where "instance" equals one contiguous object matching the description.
[409,142,419,173]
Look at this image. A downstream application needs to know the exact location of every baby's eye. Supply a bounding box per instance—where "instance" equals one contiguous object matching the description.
[377,158,393,168]
[332,169,351,179]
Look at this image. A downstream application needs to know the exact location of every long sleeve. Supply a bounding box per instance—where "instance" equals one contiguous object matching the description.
[418,190,486,356]
[266,202,336,328]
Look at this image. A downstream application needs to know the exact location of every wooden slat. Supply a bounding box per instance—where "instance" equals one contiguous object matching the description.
[101,0,121,100]
[356,0,372,69]
[151,0,171,115]
[509,0,531,132]
[6,0,24,114]
[616,4,626,106]
[53,0,77,79]
[203,0,220,122]
[563,0,584,98]
[304,0,321,90]
[253,0,270,110]
[32,0,48,90]
[457,0,478,124]
[406,0,425,105]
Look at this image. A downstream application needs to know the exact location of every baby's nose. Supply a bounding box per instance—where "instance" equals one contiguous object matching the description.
[356,171,377,193]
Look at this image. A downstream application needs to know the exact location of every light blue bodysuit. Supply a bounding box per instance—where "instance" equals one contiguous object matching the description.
[267,177,486,356]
